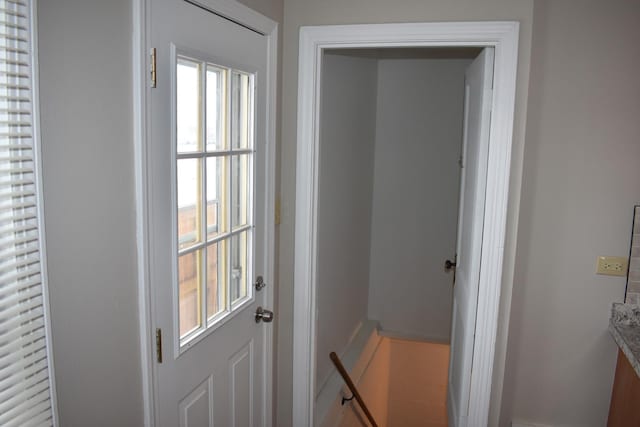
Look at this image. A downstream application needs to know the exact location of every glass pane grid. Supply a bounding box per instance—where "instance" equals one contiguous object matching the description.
[176,53,256,345]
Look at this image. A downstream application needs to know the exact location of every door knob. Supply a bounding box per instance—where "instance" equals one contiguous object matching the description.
[255,306,274,323]
[445,259,457,271]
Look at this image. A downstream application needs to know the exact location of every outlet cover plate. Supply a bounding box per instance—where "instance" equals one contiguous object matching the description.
[596,256,628,276]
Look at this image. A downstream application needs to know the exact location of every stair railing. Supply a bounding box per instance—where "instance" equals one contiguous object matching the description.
[329,351,378,427]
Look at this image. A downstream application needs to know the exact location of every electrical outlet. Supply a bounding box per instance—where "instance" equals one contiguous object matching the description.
[596,256,628,276]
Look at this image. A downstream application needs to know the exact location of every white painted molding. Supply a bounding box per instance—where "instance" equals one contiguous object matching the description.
[261,14,278,427]
[293,21,519,426]
[132,0,156,425]
[185,0,277,35]
[512,422,553,427]
[31,0,60,424]
[133,1,278,426]
[467,24,519,426]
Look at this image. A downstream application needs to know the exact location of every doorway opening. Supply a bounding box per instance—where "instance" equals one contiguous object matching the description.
[315,46,483,427]
[293,22,519,427]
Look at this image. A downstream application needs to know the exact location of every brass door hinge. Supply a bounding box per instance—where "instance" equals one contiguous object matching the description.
[155,328,163,363]
[150,48,157,88]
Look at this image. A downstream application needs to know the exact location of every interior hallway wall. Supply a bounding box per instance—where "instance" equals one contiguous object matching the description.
[501,0,640,425]
[368,58,468,342]
[316,53,378,390]
[279,2,534,425]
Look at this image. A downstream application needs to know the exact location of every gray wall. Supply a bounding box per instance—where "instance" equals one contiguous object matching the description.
[38,1,142,425]
[500,0,640,425]
[278,1,534,426]
[368,58,468,342]
[315,53,378,390]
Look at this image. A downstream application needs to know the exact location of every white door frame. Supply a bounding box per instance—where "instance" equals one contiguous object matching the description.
[293,21,519,426]
[132,1,278,425]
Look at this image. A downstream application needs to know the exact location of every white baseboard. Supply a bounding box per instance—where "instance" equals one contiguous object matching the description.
[512,422,552,427]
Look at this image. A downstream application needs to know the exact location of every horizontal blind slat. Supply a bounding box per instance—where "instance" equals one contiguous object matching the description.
[0,337,47,374]
[0,297,43,330]
[0,306,44,340]
[0,233,39,254]
[2,395,52,427]
[0,115,32,121]
[19,409,53,427]
[0,178,35,187]
[0,252,40,276]
[0,234,39,252]
[0,320,44,351]
[0,386,51,427]
[0,274,40,301]
[0,218,38,234]
[0,366,48,413]
[0,132,32,139]
[2,397,51,427]
[0,240,37,260]
[0,21,27,30]
[0,0,28,6]
[0,199,35,211]
[0,352,48,395]
[0,33,26,42]
[0,8,26,18]
[0,304,44,332]
[0,237,39,257]
[0,275,40,306]
[0,262,40,284]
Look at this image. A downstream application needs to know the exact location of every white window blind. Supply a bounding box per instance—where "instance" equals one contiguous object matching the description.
[0,0,57,426]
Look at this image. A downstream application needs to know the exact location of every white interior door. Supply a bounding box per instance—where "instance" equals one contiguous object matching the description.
[447,47,494,427]
[148,1,272,426]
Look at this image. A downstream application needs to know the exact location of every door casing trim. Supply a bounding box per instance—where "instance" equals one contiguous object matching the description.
[133,1,278,425]
[293,21,519,426]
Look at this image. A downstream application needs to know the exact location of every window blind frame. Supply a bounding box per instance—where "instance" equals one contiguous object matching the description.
[1,0,60,424]
[30,0,59,422]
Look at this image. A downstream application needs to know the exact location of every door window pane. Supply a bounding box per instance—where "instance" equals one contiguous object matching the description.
[231,155,250,229]
[179,250,201,338]
[231,71,253,150]
[230,231,249,303]
[206,66,226,151]
[207,241,226,319]
[206,157,226,239]
[178,158,201,250]
[177,59,201,153]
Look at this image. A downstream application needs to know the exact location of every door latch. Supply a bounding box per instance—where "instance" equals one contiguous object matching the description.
[255,306,274,323]
[254,275,266,291]
[155,328,162,363]
[444,259,457,272]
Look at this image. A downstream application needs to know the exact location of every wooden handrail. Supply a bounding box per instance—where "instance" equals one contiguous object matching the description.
[329,352,378,427]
